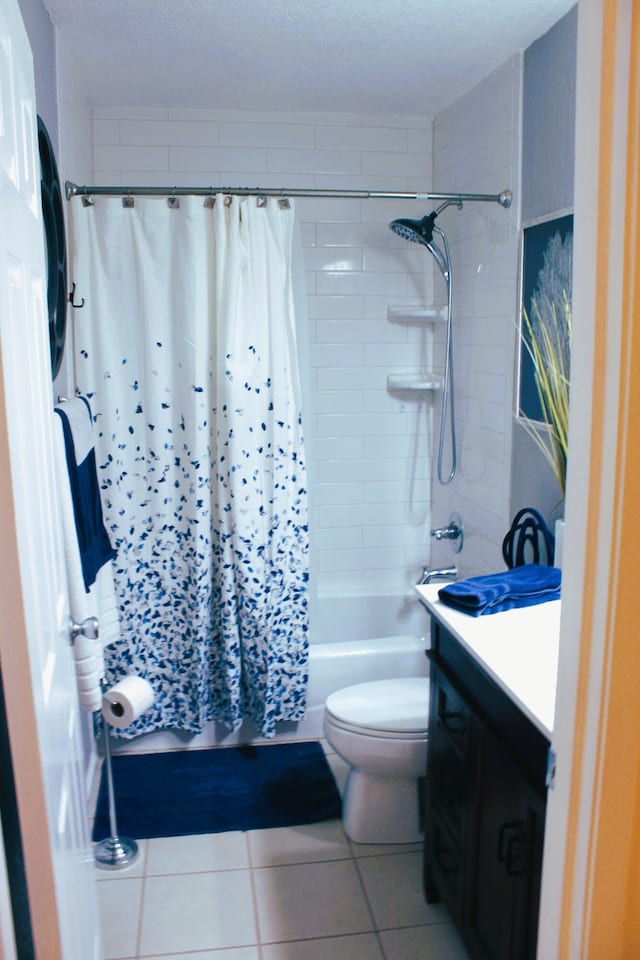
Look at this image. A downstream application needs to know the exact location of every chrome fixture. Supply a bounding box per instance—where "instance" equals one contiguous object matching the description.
[389,202,458,485]
[66,180,512,205]
[94,682,139,871]
[416,564,458,585]
[430,511,464,553]
[69,615,98,646]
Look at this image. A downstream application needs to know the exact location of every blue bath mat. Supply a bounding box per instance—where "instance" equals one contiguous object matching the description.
[92,741,341,840]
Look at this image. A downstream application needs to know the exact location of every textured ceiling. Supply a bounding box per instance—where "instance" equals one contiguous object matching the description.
[43,0,576,116]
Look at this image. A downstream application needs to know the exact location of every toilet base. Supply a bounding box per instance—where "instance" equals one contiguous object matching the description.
[342,768,424,844]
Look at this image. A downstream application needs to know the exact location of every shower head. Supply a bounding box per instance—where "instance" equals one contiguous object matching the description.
[389,211,451,283]
[390,211,450,281]
[389,212,438,246]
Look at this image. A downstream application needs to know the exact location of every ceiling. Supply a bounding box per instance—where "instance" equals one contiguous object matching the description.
[43,0,576,117]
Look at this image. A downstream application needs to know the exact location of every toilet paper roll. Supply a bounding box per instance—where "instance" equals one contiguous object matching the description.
[77,670,103,693]
[73,634,100,661]
[93,645,105,678]
[79,686,103,712]
[102,675,155,729]
[74,653,100,677]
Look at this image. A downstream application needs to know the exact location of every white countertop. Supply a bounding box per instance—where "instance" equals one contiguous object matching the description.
[415,584,560,739]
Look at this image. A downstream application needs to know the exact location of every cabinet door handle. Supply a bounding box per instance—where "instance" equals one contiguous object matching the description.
[505,833,528,877]
[435,841,460,877]
[497,820,524,861]
[439,710,467,736]
[497,820,528,876]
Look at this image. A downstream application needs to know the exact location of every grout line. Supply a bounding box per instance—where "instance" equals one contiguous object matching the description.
[131,839,149,959]
[351,844,380,936]
[247,841,264,952]
[134,871,146,958]
[377,928,390,960]
[143,863,252,879]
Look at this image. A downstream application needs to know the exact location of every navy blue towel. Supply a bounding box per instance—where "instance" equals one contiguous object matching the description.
[55,402,116,591]
[438,563,561,617]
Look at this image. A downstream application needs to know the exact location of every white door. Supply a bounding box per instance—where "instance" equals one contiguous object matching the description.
[0,2,101,958]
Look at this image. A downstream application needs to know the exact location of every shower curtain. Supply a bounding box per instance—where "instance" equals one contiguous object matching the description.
[71,195,309,738]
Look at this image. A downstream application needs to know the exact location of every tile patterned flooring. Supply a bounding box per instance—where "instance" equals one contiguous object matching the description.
[96,743,470,960]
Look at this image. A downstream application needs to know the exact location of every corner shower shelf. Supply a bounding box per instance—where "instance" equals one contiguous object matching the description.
[387,373,443,393]
[387,305,447,324]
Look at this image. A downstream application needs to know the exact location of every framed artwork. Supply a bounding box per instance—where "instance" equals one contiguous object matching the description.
[518,212,573,422]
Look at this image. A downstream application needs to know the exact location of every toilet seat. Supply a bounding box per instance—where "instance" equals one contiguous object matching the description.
[325,678,429,739]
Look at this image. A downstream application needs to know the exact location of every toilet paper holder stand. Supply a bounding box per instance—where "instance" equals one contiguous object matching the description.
[94,681,139,871]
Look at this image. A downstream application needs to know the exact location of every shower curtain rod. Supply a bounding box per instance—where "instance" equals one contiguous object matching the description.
[64,180,512,208]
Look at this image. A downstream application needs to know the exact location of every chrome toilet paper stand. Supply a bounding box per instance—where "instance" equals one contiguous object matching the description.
[94,682,139,870]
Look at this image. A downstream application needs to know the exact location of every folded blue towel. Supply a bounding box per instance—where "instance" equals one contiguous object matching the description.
[438,563,561,617]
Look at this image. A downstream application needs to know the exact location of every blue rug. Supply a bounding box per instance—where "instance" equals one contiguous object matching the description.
[92,741,341,840]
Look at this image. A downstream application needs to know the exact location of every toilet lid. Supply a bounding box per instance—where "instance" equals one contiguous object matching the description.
[325,678,429,734]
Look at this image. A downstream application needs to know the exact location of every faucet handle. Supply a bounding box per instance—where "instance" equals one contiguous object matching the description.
[429,511,464,554]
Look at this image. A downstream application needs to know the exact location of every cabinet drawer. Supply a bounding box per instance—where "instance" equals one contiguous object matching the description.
[430,624,549,794]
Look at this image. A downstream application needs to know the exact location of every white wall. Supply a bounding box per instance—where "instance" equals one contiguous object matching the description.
[91,108,437,599]
[53,32,93,403]
[511,8,577,528]
[55,34,92,187]
[16,0,57,150]
[430,56,522,577]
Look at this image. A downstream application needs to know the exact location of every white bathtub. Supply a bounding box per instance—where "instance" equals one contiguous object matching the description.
[296,633,429,739]
[113,593,431,754]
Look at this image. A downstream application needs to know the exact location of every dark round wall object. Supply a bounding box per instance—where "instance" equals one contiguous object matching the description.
[37,116,67,380]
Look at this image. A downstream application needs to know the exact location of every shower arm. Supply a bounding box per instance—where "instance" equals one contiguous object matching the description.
[65,181,512,206]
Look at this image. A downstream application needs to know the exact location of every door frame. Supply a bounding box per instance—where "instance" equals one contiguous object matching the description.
[538,0,640,956]
[0,345,61,959]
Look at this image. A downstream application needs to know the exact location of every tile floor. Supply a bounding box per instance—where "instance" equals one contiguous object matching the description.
[96,742,470,960]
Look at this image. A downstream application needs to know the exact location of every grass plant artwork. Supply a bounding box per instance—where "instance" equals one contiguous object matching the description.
[519,215,573,498]
[521,291,571,496]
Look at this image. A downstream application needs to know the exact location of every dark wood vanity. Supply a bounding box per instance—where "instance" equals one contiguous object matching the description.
[419,595,556,960]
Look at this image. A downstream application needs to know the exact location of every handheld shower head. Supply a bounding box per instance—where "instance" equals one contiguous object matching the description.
[389,211,450,281]
[388,208,457,485]
[389,212,437,246]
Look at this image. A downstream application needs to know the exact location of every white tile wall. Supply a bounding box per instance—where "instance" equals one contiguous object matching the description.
[91,107,436,598]
[431,56,522,577]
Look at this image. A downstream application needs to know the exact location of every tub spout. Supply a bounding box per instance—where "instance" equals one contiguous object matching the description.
[417,565,458,586]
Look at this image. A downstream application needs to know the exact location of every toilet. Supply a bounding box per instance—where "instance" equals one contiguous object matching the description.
[323,677,429,844]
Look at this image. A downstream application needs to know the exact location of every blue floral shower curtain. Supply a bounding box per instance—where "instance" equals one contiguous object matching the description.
[71,195,309,738]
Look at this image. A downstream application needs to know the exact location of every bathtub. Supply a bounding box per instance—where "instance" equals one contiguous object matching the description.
[295,632,429,739]
[112,592,431,754]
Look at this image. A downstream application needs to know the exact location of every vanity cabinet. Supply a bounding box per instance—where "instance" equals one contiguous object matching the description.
[424,618,548,960]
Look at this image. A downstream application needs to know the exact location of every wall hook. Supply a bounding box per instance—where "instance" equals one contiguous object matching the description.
[68,282,85,308]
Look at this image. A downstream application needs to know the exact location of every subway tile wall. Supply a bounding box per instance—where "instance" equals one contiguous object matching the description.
[92,108,438,599]
[430,56,522,577]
